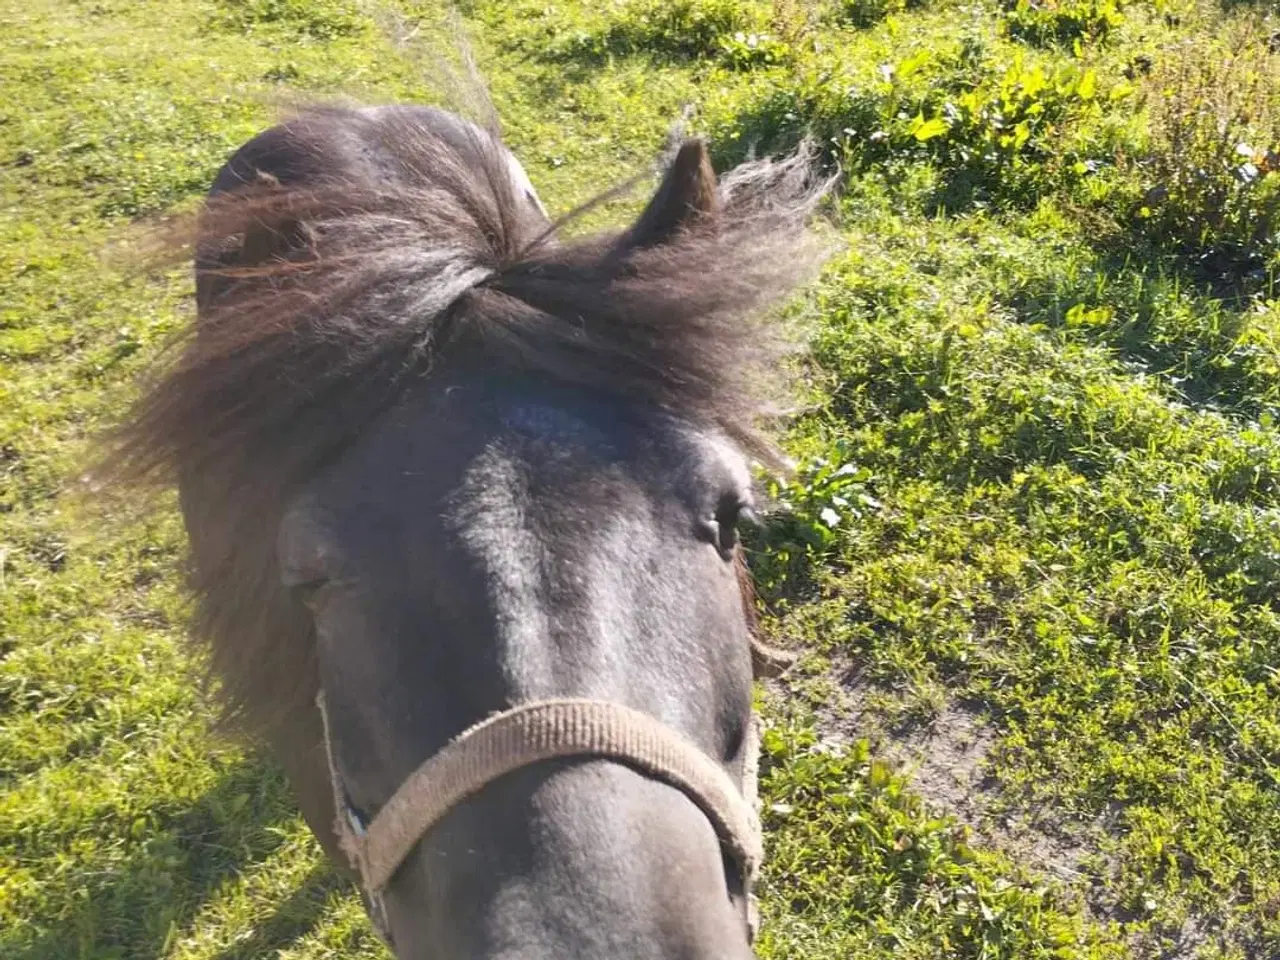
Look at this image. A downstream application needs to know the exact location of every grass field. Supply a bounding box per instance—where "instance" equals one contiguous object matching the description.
[3,0,1279,958]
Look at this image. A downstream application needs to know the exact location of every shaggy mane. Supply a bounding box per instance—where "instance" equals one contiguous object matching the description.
[97,103,830,738]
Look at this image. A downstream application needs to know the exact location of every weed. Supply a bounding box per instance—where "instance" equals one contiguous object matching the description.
[1003,0,1130,49]
[831,0,925,31]
[1129,14,1280,290]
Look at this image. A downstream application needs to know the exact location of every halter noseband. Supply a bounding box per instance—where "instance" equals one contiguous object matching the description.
[316,693,769,946]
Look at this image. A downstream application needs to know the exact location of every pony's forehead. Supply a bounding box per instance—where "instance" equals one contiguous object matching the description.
[496,398,752,490]
[500,401,619,451]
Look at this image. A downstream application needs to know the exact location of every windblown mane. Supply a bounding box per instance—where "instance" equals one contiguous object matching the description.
[97,103,829,737]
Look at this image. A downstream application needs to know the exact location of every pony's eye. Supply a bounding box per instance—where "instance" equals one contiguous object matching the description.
[342,786,371,836]
[705,496,750,560]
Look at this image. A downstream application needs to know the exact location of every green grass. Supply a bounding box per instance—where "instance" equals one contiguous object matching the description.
[3,0,1279,958]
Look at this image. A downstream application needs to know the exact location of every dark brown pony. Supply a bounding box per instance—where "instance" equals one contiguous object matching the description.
[100,101,826,958]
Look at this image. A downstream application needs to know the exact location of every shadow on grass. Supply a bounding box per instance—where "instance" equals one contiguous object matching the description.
[2,753,349,960]
[741,511,836,621]
[490,8,748,73]
[207,861,352,960]
[1005,245,1278,421]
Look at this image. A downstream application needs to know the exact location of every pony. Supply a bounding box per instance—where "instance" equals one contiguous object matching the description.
[99,99,827,958]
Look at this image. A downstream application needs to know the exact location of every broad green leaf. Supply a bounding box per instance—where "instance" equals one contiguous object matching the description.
[913,115,949,142]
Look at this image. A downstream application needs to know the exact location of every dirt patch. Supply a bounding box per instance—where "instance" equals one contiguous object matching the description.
[759,651,1241,958]
[1136,916,1213,960]
[763,653,1118,889]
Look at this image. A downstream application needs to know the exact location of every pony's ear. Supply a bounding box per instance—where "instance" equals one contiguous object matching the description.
[620,138,719,250]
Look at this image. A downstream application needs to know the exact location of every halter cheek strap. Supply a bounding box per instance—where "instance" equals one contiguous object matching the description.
[316,695,766,944]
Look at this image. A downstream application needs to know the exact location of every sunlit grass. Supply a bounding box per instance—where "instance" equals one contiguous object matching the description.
[3,0,1278,957]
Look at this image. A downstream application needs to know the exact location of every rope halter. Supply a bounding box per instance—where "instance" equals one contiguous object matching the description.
[316,694,766,946]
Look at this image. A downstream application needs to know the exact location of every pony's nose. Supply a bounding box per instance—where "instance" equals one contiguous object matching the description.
[380,759,757,960]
